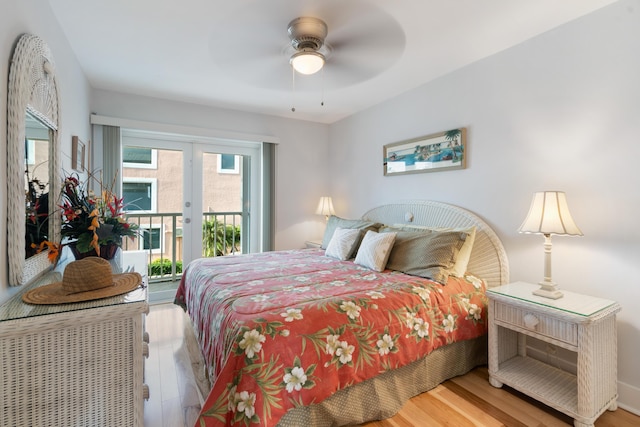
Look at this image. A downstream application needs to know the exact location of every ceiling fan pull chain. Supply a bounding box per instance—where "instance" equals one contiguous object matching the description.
[321,67,325,107]
[291,66,296,112]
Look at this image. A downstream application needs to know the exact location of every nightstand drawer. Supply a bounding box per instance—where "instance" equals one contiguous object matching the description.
[493,301,578,346]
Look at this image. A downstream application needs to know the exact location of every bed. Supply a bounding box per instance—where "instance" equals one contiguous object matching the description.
[174,200,509,427]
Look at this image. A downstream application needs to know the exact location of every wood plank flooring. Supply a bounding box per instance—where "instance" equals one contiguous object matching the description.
[144,303,639,427]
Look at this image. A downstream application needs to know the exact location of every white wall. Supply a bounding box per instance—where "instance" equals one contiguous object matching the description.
[328,0,640,412]
[91,90,330,251]
[0,0,92,303]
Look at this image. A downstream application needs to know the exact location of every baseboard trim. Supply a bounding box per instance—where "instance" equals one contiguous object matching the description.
[618,380,640,416]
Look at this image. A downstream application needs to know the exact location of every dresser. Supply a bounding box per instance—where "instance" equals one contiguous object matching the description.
[0,271,149,427]
[487,281,621,427]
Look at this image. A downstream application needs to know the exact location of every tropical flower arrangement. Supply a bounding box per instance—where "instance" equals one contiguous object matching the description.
[25,174,50,258]
[34,173,139,262]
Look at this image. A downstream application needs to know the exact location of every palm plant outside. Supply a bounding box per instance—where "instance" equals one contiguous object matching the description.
[203,219,241,257]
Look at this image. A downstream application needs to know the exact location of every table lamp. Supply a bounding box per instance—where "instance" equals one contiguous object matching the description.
[315,196,335,221]
[519,191,583,299]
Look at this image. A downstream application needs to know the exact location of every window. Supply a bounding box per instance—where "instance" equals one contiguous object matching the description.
[25,140,35,165]
[139,224,163,253]
[123,178,157,212]
[123,146,157,169]
[217,154,240,174]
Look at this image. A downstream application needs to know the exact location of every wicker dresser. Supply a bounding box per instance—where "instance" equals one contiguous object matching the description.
[487,281,621,427]
[0,272,149,427]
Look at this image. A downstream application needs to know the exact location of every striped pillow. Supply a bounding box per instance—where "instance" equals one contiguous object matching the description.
[385,230,468,284]
[388,224,476,277]
[354,230,397,272]
[325,228,361,260]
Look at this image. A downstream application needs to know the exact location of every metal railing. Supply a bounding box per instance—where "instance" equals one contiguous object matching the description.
[202,211,242,257]
[121,211,242,284]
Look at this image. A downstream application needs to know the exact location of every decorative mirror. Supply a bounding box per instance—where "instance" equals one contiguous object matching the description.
[7,34,61,286]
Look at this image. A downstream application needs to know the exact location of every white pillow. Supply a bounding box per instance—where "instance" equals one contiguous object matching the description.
[325,228,361,260]
[354,230,397,272]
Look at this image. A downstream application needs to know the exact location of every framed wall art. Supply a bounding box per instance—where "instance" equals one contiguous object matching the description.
[383,127,466,176]
[71,135,86,172]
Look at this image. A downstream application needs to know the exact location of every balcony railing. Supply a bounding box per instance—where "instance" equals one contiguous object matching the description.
[121,211,242,284]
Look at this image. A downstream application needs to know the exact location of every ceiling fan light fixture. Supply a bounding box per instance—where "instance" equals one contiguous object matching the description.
[290,49,325,75]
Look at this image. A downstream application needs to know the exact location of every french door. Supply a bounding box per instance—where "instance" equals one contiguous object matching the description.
[120,130,261,299]
[190,143,261,259]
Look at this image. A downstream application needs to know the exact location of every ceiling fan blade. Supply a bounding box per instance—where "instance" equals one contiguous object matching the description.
[207,0,405,91]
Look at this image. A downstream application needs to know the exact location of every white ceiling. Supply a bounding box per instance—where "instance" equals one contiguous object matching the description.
[48,0,617,124]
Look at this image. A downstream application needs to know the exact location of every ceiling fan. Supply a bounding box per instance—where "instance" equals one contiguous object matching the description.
[287,17,329,75]
[207,1,405,95]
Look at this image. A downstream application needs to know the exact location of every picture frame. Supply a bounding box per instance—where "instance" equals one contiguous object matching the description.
[383,128,466,176]
[71,135,86,172]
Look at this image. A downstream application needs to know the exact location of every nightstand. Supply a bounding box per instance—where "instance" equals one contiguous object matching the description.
[305,240,322,249]
[487,281,621,427]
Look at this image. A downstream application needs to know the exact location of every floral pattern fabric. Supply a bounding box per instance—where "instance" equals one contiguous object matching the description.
[174,248,488,427]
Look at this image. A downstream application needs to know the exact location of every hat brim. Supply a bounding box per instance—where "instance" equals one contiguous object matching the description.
[22,272,143,305]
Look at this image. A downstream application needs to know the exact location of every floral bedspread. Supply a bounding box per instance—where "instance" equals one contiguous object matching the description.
[174,249,488,427]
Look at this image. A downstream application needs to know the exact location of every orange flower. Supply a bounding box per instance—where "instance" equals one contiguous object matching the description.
[87,208,100,231]
[32,241,61,263]
[87,208,101,253]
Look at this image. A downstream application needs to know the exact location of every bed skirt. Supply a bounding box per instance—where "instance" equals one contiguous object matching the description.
[179,311,487,427]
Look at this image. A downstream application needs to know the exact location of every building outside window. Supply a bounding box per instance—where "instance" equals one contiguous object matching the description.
[122,178,157,212]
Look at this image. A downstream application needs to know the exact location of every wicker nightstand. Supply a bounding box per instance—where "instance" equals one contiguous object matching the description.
[305,240,322,249]
[487,281,621,427]
[0,272,149,427]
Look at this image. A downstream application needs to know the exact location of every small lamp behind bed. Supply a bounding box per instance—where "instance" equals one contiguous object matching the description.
[519,191,583,299]
[316,196,335,221]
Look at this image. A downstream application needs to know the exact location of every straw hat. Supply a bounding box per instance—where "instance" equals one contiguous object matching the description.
[22,257,142,305]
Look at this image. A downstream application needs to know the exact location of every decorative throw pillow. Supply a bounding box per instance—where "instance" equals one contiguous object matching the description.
[325,228,361,260]
[385,229,468,285]
[354,230,397,272]
[321,216,382,250]
[390,224,476,277]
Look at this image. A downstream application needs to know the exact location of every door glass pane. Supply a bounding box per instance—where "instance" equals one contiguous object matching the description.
[202,152,243,257]
[121,145,183,300]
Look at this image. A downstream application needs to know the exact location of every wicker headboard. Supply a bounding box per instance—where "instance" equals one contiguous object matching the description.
[362,200,509,288]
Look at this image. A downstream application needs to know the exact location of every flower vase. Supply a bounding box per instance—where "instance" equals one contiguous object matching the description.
[68,242,119,261]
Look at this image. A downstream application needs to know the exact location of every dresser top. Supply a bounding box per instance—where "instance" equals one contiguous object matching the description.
[0,271,148,323]
[487,281,618,317]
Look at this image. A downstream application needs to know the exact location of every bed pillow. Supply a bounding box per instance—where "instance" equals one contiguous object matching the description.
[324,228,362,260]
[384,229,468,284]
[321,216,382,250]
[354,230,397,272]
[390,224,476,277]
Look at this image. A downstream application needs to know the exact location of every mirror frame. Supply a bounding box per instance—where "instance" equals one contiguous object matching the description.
[7,34,61,286]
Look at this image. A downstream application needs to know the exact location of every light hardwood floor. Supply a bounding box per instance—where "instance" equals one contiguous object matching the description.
[144,303,639,427]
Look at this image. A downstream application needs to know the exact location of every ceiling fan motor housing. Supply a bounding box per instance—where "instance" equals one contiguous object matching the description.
[288,17,328,51]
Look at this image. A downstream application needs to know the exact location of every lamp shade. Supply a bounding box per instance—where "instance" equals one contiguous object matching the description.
[519,191,583,236]
[315,196,335,217]
[290,50,325,75]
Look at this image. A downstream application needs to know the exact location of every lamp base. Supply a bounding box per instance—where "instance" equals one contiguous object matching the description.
[533,281,564,299]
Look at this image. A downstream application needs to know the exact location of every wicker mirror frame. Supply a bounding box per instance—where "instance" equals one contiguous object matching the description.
[7,34,61,286]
